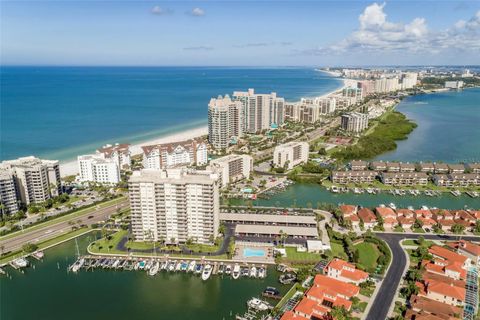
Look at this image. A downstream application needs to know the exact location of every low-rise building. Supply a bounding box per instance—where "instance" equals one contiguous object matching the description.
[234,224,318,239]
[434,173,480,187]
[142,139,208,170]
[466,163,480,173]
[357,208,377,228]
[418,162,435,173]
[324,258,369,285]
[208,154,252,187]
[448,164,465,174]
[449,240,480,267]
[330,171,377,184]
[273,142,309,170]
[433,163,449,174]
[97,143,131,169]
[380,172,429,186]
[350,160,368,171]
[400,162,416,172]
[386,161,400,172]
[370,161,387,171]
[408,295,463,320]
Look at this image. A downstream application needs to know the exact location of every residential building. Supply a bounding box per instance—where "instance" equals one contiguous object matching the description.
[273,142,309,170]
[370,161,387,171]
[386,161,400,172]
[433,163,449,174]
[357,208,377,228]
[331,171,377,184]
[418,162,435,173]
[208,154,252,187]
[445,81,464,90]
[417,279,466,307]
[0,170,19,215]
[407,295,463,320]
[233,89,285,133]
[0,156,62,206]
[466,163,480,173]
[357,80,375,96]
[78,154,120,184]
[142,139,208,170]
[324,258,369,285]
[129,168,220,244]
[399,162,416,172]
[96,143,131,169]
[208,95,243,149]
[433,173,480,187]
[449,241,480,267]
[341,112,369,133]
[234,224,318,240]
[448,164,465,174]
[342,87,363,103]
[284,98,336,124]
[350,160,368,171]
[380,172,429,186]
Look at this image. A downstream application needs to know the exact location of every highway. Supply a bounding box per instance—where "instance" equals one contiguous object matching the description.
[366,232,480,320]
[0,199,129,254]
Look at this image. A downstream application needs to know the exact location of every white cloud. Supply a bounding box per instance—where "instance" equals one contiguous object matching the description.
[190,8,205,17]
[151,6,172,15]
[299,3,480,56]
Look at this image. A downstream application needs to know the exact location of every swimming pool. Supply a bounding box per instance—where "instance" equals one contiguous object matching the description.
[243,248,266,258]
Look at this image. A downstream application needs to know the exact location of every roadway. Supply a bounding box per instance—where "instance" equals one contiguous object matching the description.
[365,232,480,320]
[0,199,129,254]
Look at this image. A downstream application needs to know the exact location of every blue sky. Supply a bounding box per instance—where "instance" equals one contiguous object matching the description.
[1,0,479,66]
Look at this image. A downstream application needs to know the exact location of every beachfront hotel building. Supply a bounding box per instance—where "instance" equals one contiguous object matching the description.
[0,156,62,207]
[341,112,369,133]
[96,143,131,169]
[0,170,20,215]
[142,139,208,169]
[208,154,252,188]
[233,89,285,133]
[273,142,309,170]
[77,154,120,184]
[208,95,244,149]
[129,168,220,244]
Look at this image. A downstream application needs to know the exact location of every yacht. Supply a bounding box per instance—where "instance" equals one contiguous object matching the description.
[180,262,188,272]
[330,186,339,193]
[13,258,29,268]
[241,266,250,277]
[71,258,84,273]
[232,264,241,279]
[201,264,213,281]
[175,261,182,271]
[388,203,397,210]
[225,264,232,275]
[249,266,257,278]
[32,251,44,260]
[148,261,160,276]
[187,261,196,272]
[257,267,266,278]
[247,298,270,311]
[451,190,461,197]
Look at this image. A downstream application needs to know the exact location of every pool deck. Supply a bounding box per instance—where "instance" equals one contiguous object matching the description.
[233,242,275,263]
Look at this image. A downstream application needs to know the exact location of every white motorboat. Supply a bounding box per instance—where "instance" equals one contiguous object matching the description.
[249,266,257,278]
[225,264,232,275]
[32,251,44,259]
[148,261,160,276]
[175,262,182,272]
[232,264,241,279]
[187,261,196,272]
[112,259,120,269]
[247,298,270,311]
[388,203,397,210]
[160,261,168,271]
[71,258,85,273]
[13,258,29,268]
[201,264,212,281]
[168,261,176,272]
[257,267,266,278]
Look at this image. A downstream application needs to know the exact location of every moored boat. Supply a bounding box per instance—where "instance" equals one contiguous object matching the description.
[232,264,240,279]
[201,264,212,281]
[148,261,160,276]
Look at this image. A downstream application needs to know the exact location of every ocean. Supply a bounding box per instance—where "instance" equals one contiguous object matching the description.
[0,67,342,161]
[377,87,480,163]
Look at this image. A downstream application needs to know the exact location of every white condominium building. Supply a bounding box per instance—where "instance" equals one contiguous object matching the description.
[284,98,336,123]
[374,77,400,93]
[142,139,208,170]
[273,142,309,170]
[129,168,220,244]
[0,156,62,206]
[208,95,243,149]
[445,81,464,90]
[0,170,19,215]
[233,89,285,133]
[343,87,363,103]
[341,112,369,133]
[78,154,120,184]
[400,72,418,90]
[96,143,131,169]
[208,154,253,187]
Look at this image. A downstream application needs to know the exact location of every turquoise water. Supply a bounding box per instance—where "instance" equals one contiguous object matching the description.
[377,88,480,163]
[243,248,266,258]
[0,67,342,161]
[0,232,286,320]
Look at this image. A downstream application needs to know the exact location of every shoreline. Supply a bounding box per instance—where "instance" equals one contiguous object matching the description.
[60,70,348,177]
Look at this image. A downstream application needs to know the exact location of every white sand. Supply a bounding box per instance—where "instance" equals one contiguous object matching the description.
[59,126,208,177]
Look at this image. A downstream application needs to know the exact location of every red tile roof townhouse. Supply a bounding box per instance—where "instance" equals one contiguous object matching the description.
[324,258,369,285]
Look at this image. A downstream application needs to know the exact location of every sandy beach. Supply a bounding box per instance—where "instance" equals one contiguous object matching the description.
[60,71,351,177]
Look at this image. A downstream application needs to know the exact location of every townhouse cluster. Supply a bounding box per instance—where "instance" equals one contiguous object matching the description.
[0,156,62,215]
[331,160,480,187]
[340,205,480,233]
[281,258,369,320]
[406,241,480,319]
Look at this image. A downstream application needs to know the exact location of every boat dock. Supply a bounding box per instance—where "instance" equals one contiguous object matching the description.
[69,255,268,280]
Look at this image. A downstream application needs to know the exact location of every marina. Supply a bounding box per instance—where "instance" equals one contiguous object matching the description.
[68,255,268,281]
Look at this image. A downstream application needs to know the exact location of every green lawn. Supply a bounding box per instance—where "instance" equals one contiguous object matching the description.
[359,286,375,297]
[401,239,434,247]
[276,283,302,309]
[280,247,322,263]
[331,242,349,260]
[185,243,220,253]
[412,227,425,233]
[0,196,126,241]
[354,242,379,271]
